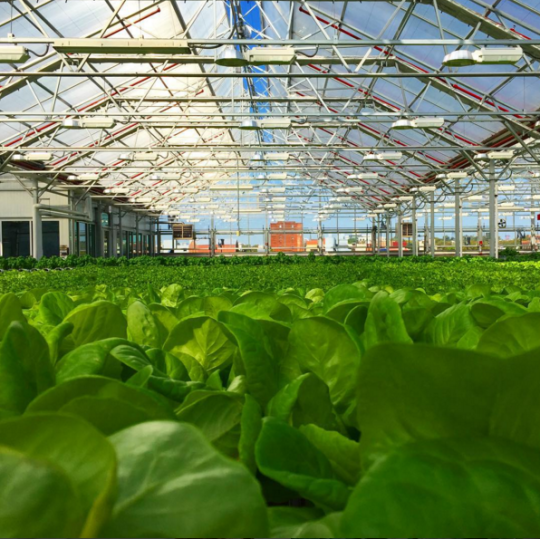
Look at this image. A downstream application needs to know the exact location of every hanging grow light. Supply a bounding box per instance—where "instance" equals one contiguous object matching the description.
[392,117,445,130]
[216,46,248,67]
[0,45,29,64]
[245,47,296,65]
[12,152,52,162]
[62,117,116,129]
[443,47,523,67]
[364,152,403,161]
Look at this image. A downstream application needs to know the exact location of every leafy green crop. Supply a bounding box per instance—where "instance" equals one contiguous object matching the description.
[1,267,540,538]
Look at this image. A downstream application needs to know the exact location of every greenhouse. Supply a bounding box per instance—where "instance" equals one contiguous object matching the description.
[1,1,540,538]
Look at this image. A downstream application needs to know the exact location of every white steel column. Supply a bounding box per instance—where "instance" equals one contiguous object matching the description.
[95,203,103,258]
[532,211,536,253]
[455,179,463,257]
[412,197,418,256]
[386,214,390,257]
[489,161,499,258]
[430,190,436,257]
[118,209,123,257]
[32,181,43,260]
[371,221,377,255]
[397,209,403,258]
[478,214,484,255]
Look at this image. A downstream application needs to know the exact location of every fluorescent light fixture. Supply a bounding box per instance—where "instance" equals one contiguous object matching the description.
[468,195,484,201]
[383,203,398,209]
[54,38,190,55]
[443,203,455,208]
[373,209,385,214]
[419,186,436,192]
[12,152,52,162]
[216,46,248,67]
[532,195,540,200]
[245,47,296,65]
[498,185,516,191]
[62,117,116,129]
[269,187,286,194]
[397,196,414,201]
[264,153,289,161]
[177,188,199,193]
[0,45,29,64]
[107,187,130,194]
[500,202,517,208]
[501,212,514,216]
[443,47,522,67]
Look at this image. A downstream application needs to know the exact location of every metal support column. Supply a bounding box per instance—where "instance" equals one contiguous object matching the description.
[371,221,378,256]
[412,197,418,256]
[489,161,498,259]
[532,212,537,253]
[455,180,463,257]
[32,181,43,260]
[430,191,436,257]
[397,209,404,258]
[68,192,75,256]
[118,209,123,257]
[210,216,216,257]
[478,214,484,255]
[386,214,390,257]
[318,223,323,254]
[94,203,103,258]
[135,215,140,257]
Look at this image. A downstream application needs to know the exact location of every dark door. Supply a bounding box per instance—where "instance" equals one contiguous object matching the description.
[43,221,60,257]
[2,221,30,257]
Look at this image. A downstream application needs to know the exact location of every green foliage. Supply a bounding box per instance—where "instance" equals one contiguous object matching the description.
[1,263,540,537]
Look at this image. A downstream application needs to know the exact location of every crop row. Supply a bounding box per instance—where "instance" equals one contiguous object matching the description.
[1,277,540,537]
[3,258,540,296]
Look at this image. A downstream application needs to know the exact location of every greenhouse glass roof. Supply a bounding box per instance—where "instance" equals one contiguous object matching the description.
[1,0,540,219]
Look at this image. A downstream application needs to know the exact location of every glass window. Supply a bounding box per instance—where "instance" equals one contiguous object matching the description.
[101,212,110,228]
[2,221,30,257]
[104,230,110,258]
[43,221,60,258]
[77,222,96,256]
[77,222,87,255]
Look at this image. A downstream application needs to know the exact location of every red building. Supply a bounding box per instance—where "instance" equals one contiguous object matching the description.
[270,221,303,252]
